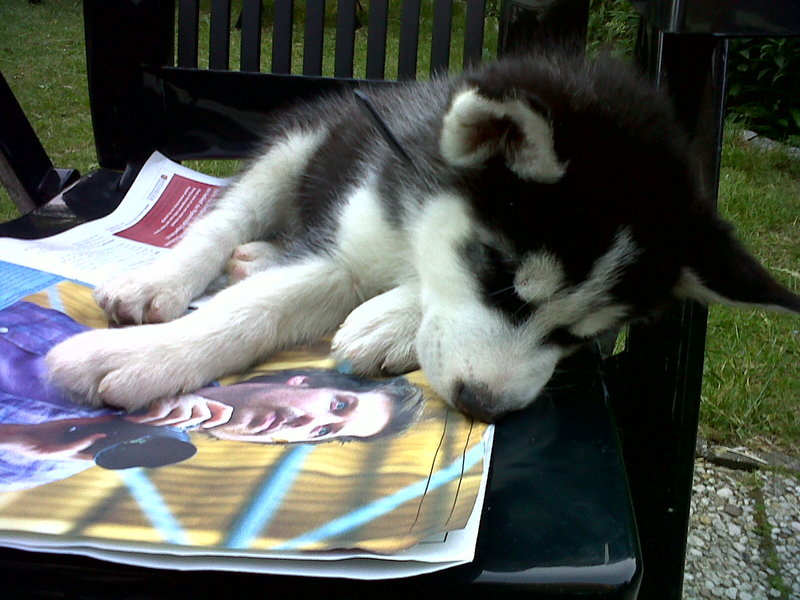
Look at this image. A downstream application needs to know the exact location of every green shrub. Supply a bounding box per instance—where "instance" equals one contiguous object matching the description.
[587,0,638,57]
[726,37,800,143]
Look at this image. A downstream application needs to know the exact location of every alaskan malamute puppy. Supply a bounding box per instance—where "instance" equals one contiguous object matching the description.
[47,52,800,422]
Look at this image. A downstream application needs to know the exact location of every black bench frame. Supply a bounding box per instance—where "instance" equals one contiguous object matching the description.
[2,1,796,598]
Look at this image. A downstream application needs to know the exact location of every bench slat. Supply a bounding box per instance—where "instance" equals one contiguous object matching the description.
[272,0,294,74]
[177,0,199,68]
[303,0,326,76]
[464,0,487,68]
[430,0,454,74]
[334,0,357,78]
[240,0,263,72]
[365,0,389,79]
[209,0,231,70]
[397,0,421,80]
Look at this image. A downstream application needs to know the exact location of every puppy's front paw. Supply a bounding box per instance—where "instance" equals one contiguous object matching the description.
[94,269,191,325]
[226,241,282,282]
[331,287,421,376]
[46,326,204,411]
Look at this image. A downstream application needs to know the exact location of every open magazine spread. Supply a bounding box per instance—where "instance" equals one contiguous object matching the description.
[0,153,493,580]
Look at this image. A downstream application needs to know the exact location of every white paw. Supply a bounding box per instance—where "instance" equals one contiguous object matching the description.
[46,325,211,411]
[331,286,421,376]
[226,241,282,283]
[94,268,192,325]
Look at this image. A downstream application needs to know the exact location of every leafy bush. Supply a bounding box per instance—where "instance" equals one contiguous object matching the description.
[587,0,638,57]
[726,37,800,143]
[585,3,799,144]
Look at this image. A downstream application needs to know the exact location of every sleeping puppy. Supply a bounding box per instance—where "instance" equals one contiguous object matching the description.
[46,52,800,423]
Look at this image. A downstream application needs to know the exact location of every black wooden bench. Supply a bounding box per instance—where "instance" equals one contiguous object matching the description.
[1,1,796,598]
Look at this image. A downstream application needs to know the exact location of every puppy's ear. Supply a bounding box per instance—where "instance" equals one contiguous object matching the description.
[673,219,800,313]
[439,87,567,183]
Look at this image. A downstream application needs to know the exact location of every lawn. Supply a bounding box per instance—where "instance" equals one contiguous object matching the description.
[703,135,800,453]
[1,0,798,454]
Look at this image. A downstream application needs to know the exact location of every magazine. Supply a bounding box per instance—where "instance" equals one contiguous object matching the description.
[0,154,493,579]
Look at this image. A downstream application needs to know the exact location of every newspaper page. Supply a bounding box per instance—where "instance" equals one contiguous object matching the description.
[0,154,493,579]
[0,153,224,293]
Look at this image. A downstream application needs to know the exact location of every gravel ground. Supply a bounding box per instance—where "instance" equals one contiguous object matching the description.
[682,447,800,600]
[684,129,800,598]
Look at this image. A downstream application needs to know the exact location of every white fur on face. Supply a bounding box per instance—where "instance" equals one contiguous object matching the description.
[523,228,637,339]
[412,218,639,416]
[410,194,564,414]
[439,87,567,183]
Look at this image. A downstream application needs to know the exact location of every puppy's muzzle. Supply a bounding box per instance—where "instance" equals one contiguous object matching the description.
[453,382,508,424]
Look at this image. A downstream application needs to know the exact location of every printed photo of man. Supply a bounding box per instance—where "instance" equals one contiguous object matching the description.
[128,369,424,444]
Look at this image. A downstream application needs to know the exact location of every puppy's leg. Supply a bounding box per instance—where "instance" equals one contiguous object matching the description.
[47,258,361,410]
[96,130,324,324]
[331,284,421,376]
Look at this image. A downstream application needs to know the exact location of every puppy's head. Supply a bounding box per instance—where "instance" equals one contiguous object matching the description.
[413,55,800,423]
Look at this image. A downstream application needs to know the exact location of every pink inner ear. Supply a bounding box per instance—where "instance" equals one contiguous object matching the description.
[466,117,517,156]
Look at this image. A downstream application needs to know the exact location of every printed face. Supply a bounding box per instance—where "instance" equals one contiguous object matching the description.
[200,377,394,443]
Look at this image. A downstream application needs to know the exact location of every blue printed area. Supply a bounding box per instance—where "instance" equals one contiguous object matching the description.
[0,262,63,309]
[119,468,189,545]
[273,440,486,550]
[224,445,315,549]
[112,438,484,550]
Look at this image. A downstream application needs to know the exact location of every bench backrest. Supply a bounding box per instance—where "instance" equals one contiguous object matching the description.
[84,0,589,170]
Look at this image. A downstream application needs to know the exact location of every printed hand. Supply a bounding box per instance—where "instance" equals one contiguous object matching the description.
[125,394,233,429]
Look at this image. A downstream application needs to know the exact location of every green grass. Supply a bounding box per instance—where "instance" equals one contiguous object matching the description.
[701,132,800,452]
[0,0,95,221]
[1,0,798,454]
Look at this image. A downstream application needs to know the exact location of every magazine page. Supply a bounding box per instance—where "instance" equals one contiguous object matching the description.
[0,281,491,578]
[0,155,493,579]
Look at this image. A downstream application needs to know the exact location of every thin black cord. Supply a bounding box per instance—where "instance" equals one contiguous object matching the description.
[353,89,417,170]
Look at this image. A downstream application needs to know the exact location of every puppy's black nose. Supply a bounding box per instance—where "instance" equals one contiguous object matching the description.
[452,382,506,423]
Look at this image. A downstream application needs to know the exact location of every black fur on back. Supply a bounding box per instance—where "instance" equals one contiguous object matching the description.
[257,51,708,322]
